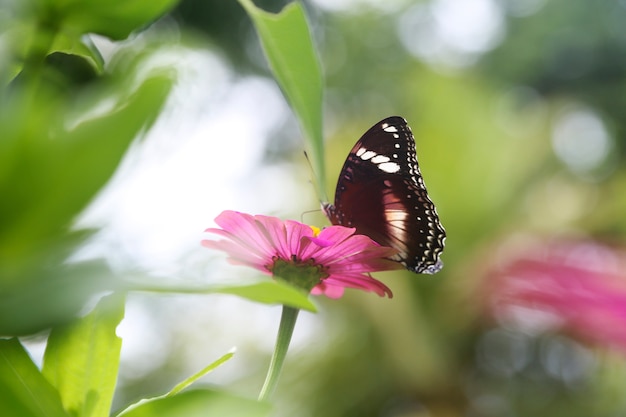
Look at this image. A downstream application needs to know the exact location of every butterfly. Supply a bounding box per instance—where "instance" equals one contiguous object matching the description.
[322,116,446,274]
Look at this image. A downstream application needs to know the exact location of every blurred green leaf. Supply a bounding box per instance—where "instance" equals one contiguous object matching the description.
[117,350,236,416]
[8,51,100,93]
[42,0,180,40]
[0,74,173,249]
[238,0,326,200]
[42,73,174,229]
[2,7,104,84]
[3,0,176,83]
[117,389,271,417]
[0,21,37,85]
[209,281,317,311]
[0,338,69,417]
[42,293,125,417]
[0,68,173,335]
[131,280,318,312]
[168,350,235,396]
[0,257,116,336]
[50,35,105,74]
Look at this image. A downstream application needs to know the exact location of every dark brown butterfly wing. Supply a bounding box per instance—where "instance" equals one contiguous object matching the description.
[323,116,445,274]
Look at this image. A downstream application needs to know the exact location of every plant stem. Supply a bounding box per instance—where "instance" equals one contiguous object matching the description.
[258,306,300,402]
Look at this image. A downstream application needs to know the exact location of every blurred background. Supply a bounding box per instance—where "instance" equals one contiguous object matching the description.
[5,0,626,416]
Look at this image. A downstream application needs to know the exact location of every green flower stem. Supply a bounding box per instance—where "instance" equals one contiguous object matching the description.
[258,305,300,402]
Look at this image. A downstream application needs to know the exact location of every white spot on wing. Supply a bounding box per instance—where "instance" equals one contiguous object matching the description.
[371,155,390,163]
[356,147,366,157]
[379,162,401,173]
[360,150,376,160]
[383,125,399,133]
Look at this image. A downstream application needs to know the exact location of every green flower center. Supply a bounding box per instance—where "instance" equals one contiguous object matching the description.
[268,255,329,293]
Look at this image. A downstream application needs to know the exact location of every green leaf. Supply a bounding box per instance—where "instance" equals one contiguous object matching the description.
[0,69,173,335]
[210,281,317,311]
[42,294,126,417]
[167,350,235,397]
[1,6,104,83]
[238,0,326,200]
[46,0,180,40]
[130,280,318,312]
[117,389,271,417]
[0,72,174,259]
[50,34,105,74]
[0,338,69,417]
[0,257,116,336]
[117,350,236,416]
[42,73,174,226]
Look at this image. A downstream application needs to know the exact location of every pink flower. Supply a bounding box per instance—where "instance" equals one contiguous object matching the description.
[202,210,402,298]
[485,237,626,353]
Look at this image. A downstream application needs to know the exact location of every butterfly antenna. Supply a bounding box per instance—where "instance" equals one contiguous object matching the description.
[300,208,322,224]
[303,150,328,203]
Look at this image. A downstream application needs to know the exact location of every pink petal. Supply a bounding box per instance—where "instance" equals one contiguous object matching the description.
[306,236,334,248]
[284,219,315,257]
[251,214,289,259]
[298,226,356,259]
[486,238,626,354]
[202,239,268,272]
[213,211,276,258]
[317,225,358,244]
[323,272,393,298]
[311,282,345,298]
[304,234,397,271]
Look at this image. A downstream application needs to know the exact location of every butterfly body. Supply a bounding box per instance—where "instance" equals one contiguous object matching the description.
[322,116,445,274]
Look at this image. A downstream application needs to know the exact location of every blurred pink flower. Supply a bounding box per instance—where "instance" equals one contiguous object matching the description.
[202,210,402,299]
[486,237,626,353]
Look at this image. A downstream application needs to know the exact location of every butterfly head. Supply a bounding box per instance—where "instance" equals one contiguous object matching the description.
[320,202,335,223]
